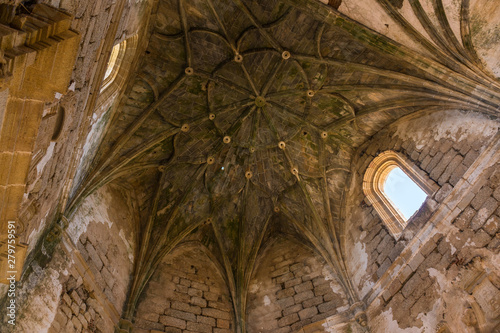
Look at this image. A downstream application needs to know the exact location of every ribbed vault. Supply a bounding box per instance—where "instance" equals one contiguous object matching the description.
[63,0,500,331]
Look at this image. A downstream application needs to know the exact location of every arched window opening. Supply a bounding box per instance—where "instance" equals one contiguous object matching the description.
[363,151,438,239]
[104,43,120,80]
[382,166,427,221]
[101,40,127,91]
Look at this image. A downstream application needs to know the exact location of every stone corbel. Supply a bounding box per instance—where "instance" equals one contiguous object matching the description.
[350,301,368,328]
[114,318,133,333]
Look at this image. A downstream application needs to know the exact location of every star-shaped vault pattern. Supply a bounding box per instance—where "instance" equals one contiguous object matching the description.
[64,0,500,331]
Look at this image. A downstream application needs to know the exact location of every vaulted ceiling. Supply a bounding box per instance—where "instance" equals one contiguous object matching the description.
[65,0,500,329]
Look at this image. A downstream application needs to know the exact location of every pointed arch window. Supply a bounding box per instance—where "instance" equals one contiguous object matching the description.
[363,151,438,239]
[101,39,127,91]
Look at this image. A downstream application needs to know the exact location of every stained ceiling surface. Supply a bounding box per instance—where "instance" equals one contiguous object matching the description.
[66,0,500,325]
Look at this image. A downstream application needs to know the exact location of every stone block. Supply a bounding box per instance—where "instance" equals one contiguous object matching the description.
[454,206,476,230]
[186,321,212,333]
[388,242,406,261]
[317,300,339,313]
[78,314,88,329]
[135,319,164,331]
[190,296,207,308]
[488,233,500,250]
[284,277,302,289]
[311,312,331,323]
[72,316,83,332]
[312,276,328,287]
[277,287,295,299]
[100,267,115,289]
[71,302,80,315]
[164,308,196,322]
[277,296,295,308]
[290,262,304,272]
[425,151,443,173]
[271,266,290,278]
[191,281,208,291]
[376,258,392,278]
[313,283,331,296]
[276,272,295,284]
[493,187,500,201]
[449,163,468,186]
[283,304,302,316]
[63,292,72,306]
[435,183,453,202]
[275,259,294,269]
[294,281,313,293]
[202,308,231,320]
[159,315,187,329]
[180,278,191,287]
[472,229,492,248]
[483,215,500,236]
[302,295,323,308]
[471,186,494,210]
[397,265,413,284]
[164,328,182,333]
[214,329,233,333]
[463,149,479,167]
[197,315,216,326]
[294,290,314,303]
[408,252,425,271]
[278,313,299,327]
[298,306,318,320]
[175,284,188,293]
[85,242,103,271]
[208,301,231,311]
[420,155,432,170]
[471,197,498,230]
[204,291,219,301]
[438,155,463,185]
[217,318,230,329]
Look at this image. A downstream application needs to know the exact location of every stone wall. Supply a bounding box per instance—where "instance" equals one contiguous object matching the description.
[246,238,348,333]
[134,245,234,333]
[0,184,137,332]
[368,160,500,332]
[46,269,115,333]
[343,110,500,332]
[17,0,145,260]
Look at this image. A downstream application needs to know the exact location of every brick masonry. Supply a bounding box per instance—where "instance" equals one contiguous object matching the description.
[344,111,500,331]
[133,246,234,333]
[246,238,348,333]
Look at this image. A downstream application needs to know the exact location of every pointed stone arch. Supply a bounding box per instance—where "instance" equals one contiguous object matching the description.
[362,150,438,239]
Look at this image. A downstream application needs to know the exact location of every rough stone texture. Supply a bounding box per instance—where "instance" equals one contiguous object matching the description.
[134,246,234,333]
[1,0,500,332]
[246,238,348,333]
[344,111,498,300]
[345,112,500,332]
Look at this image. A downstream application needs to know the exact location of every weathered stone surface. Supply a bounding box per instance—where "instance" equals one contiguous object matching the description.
[5,1,500,333]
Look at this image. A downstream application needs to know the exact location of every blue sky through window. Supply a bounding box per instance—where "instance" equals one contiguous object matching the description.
[383,167,427,220]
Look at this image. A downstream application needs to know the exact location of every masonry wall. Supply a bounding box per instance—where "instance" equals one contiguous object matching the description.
[0,184,137,332]
[0,0,148,329]
[17,0,144,261]
[343,110,500,332]
[246,237,349,333]
[134,245,234,333]
[48,185,137,333]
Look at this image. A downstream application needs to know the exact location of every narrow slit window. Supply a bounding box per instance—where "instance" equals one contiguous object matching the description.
[382,167,427,221]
